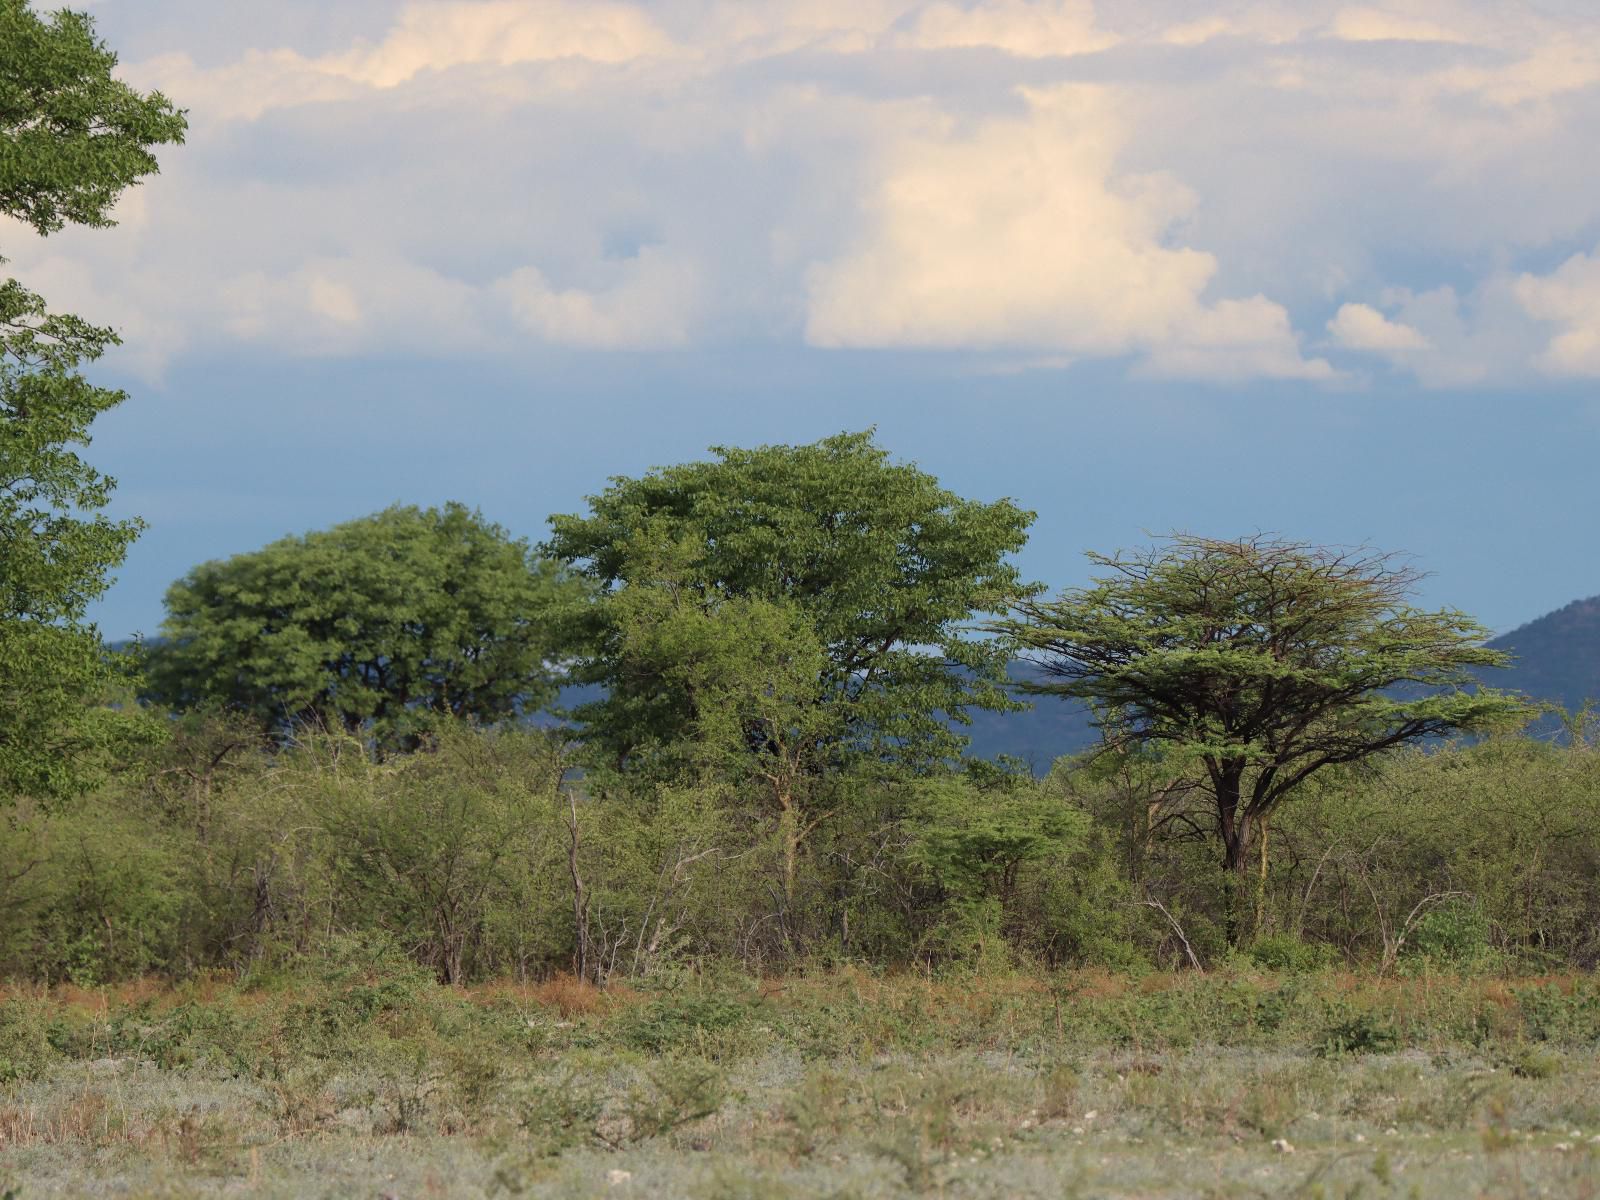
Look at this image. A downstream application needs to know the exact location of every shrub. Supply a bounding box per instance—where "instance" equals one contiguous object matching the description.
[1316,1012,1401,1057]
[0,997,55,1085]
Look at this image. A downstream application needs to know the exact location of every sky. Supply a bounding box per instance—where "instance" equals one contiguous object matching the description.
[7,0,1599,639]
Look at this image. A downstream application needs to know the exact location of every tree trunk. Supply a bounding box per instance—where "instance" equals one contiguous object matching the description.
[1253,815,1271,937]
[564,790,591,984]
[777,789,799,922]
[1214,765,1252,946]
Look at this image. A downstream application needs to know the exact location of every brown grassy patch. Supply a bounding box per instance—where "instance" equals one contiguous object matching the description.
[468,973,641,1016]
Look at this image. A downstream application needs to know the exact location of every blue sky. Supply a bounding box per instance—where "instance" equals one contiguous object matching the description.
[9,0,1599,638]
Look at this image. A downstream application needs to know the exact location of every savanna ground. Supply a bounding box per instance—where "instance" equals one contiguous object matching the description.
[4,960,1599,1199]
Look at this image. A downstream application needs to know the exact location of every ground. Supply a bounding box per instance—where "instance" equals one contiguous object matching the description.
[3,966,1598,1198]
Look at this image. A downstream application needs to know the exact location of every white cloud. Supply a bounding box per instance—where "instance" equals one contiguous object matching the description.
[1331,7,1465,44]
[903,1,1118,57]
[124,1,675,123]
[805,84,1329,379]
[1437,34,1600,106]
[219,255,488,356]
[12,0,1600,388]
[495,247,702,349]
[1516,247,1600,377]
[1327,302,1429,351]
[325,1,676,87]
[1325,280,1550,387]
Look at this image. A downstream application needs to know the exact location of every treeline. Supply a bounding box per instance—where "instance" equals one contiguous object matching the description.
[3,430,1591,985]
[5,2,1590,989]
[2,718,1596,985]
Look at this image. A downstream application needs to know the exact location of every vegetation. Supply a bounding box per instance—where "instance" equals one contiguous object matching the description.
[4,7,1599,1193]
[996,535,1530,895]
[143,503,588,748]
[545,429,1036,769]
[4,962,1600,1197]
[0,0,185,798]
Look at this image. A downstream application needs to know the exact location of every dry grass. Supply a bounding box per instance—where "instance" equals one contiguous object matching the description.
[3,967,1599,1197]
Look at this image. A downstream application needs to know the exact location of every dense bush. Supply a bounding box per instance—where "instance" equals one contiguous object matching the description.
[1,718,1597,984]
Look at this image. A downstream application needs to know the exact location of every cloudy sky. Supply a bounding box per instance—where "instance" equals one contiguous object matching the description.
[8,0,1599,637]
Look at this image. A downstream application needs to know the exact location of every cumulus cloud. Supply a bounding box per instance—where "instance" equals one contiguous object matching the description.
[805,84,1330,379]
[11,0,1600,387]
[325,1,676,86]
[1323,280,1552,388]
[219,255,489,356]
[1516,247,1600,377]
[903,1,1118,57]
[1330,7,1466,44]
[495,247,702,349]
[1327,303,1429,351]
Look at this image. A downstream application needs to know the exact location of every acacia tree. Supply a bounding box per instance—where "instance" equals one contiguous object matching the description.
[545,431,1037,912]
[146,504,589,749]
[993,534,1532,940]
[1,1,185,796]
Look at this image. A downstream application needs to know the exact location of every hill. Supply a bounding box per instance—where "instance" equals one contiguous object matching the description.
[123,592,1600,768]
[960,592,1600,768]
[1481,594,1600,730]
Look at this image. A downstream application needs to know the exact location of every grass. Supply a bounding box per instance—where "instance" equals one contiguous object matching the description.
[2,964,1599,1198]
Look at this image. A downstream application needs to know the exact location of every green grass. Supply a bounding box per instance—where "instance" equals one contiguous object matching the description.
[3,966,1599,1198]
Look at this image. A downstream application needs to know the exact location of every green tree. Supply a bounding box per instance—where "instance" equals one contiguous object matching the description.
[545,432,1037,909]
[992,534,1533,941]
[146,504,589,748]
[600,548,837,908]
[1,0,186,797]
[547,432,1036,768]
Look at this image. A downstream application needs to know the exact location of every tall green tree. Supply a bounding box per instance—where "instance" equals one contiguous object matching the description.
[544,432,1030,780]
[992,534,1533,940]
[545,432,1037,906]
[1,0,185,797]
[146,504,590,749]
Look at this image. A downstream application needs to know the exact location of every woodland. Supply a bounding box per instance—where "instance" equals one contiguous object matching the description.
[4,7,1600,1196]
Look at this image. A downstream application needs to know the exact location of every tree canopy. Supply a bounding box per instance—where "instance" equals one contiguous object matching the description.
[145,504,590,748]
[993,534,1534,887]
[544,430,1038,776]
[1,0,185,798]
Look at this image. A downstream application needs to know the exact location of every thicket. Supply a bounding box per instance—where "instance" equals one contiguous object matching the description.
[1,713,1595,986]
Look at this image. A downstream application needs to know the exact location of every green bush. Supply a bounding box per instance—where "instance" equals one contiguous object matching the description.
[0,997,56,1084]
[1316,1012,1401,1057]
[622,990,754,1054]
[1402,899,1493,968]
[1246,934,1339,973]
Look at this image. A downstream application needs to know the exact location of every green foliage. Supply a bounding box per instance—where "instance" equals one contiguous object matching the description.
[304,727,568,982]
[0,0,187,235]
[1245,934,1338,973]
[0,0,185,801]
[612,1058,725,1143]
[146,504,589,747]
[0,995,54,1084]
[546,430,1037,773]
[1403,898,1493,969]
[901,775,1089,963]
[996,534,1536,900]
[621,989,754,1054]
[1316,1012,1401,1057]
[1,709,1598,985]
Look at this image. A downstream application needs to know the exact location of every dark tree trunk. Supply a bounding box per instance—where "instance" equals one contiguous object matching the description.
[1213,763,1253,945]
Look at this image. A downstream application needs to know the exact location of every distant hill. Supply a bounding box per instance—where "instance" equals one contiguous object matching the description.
[961,592,1600,768]
[954,660,1098,770]
[1482,594,1600,718]
[125,592,1600,768]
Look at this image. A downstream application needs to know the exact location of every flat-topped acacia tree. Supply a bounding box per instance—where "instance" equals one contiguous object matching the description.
[992,534,1534,940]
